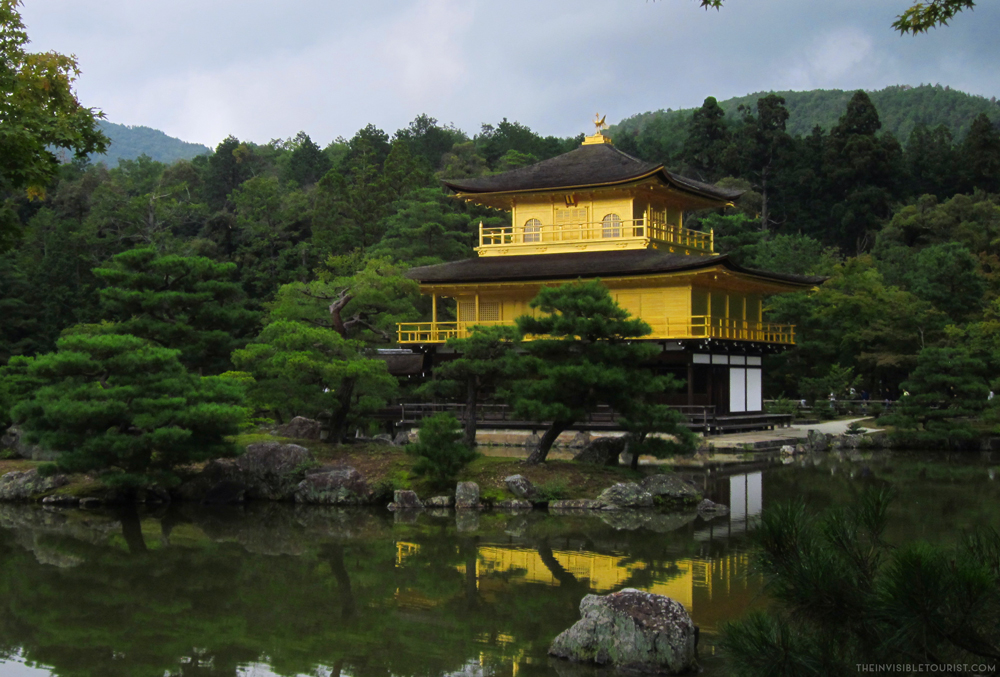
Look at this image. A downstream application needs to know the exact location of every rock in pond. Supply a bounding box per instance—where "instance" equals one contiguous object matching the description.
[597,482,654,509]
[202,480,247,505]
[0,469,69,502]
[294,466,370,505]
[236,441,314,501]
[639,474,702,505]
[549,588,696,674]
[273,416,322,440]
[425,495,454,508]
[697,499,730,518]
[574,437,626,466]
[454,482,480,509]
[504,474,538,500]
[495,499,533,510]
[388,490,423,511]
[549,499,602,511]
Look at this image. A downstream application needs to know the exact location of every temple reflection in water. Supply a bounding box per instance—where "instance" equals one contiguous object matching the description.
[396,472,765,637]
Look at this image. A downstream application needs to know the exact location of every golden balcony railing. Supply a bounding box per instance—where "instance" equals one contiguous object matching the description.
[397,321,507,344]
[661,316,796,344]
[397,317,795,345]
[477,218,713,253]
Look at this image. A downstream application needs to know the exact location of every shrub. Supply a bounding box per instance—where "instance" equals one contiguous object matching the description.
[407,413,477,487]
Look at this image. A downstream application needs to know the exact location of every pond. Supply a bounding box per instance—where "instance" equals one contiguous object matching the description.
[0,451,997,677]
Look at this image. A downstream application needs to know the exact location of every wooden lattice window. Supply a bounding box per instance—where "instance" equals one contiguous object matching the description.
[478,302,501,322]
[555,208,588,224]
[459,301,475,322]
[523,218,541,243]
[602,213,621,238]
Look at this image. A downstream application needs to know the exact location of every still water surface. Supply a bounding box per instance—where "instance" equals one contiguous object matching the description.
[0,452,997,677]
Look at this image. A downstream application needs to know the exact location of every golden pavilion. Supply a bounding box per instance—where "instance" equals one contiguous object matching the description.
[396,122,820,419]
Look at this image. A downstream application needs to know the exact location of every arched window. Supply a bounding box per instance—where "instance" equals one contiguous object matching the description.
[523,218,542,243]
[602,213,621,238]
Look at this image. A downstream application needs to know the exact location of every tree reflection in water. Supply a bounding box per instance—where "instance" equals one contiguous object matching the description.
[5,456,984,677]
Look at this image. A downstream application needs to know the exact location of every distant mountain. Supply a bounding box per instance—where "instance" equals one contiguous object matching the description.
[89,121,211,168]
[611,85,1000,154]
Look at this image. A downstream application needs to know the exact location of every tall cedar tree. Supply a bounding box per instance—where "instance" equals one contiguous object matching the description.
[513,280,667,464]
[961,112,1000,194]
[823,91,902,252]
[731,95,791,231]
[11,333,246,486]
[94,248,258,374]
[680,97,731,182]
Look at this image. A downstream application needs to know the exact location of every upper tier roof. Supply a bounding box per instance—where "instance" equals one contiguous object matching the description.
[406,249,825,289]
[441,143,742,203]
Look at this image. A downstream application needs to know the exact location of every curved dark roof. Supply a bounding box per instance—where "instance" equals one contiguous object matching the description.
[441,143,742,203]
[407,249,825,288]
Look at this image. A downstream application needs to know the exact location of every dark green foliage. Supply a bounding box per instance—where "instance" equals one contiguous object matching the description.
[680,97,731,182]
[94,247,258,374]
[10,333,246,486]
[407,412,478,487]
[618,404,698,470]
[721,489,1000,675]
[231,320,397,440]
[961,112,1000,193]
[369,188,474,265]
[511,281,667,464]
[284,132,332,187]
[434,325,520,446]
[879,346,990,446]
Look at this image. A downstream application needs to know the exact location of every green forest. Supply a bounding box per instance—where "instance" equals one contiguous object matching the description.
[4,79,1000,464]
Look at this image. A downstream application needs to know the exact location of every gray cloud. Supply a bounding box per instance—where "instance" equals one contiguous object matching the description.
[20,0,1000,148]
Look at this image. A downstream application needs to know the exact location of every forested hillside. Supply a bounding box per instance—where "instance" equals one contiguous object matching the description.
[612,84,1000,162]
[87,121,211,167]
[3,89,1000,448]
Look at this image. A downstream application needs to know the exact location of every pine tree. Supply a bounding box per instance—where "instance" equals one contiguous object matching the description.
[433,325,519,447]
[511,281,668,464]
[11,333,246,486]
[94,248,259,374]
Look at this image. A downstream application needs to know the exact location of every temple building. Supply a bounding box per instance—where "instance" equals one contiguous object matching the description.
[396,121,822,426]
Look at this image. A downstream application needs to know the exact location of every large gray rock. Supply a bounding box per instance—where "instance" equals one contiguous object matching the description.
[389,490,423,510]
[0,469,69,502]
[504,474,538,500]
[175,459,242,502]
[805,430,832,453]
[568,431,591,448]
[455,482,480,509]
[294,466,370,505]
[425,495,454,508]
[597,482,654,509]
[697,499,730,518]
[549,588,696,674]
[1,425,58,461]
[574,437,627,466]
[639,474,702,505]
[393,430,417,446]
[272,416,322,440]
[236,442,315,501]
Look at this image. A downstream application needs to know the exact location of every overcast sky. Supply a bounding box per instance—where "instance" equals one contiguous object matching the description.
[19,0,1000,149]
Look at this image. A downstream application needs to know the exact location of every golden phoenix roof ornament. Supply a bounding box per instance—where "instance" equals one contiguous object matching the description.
[594,113,608,134]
